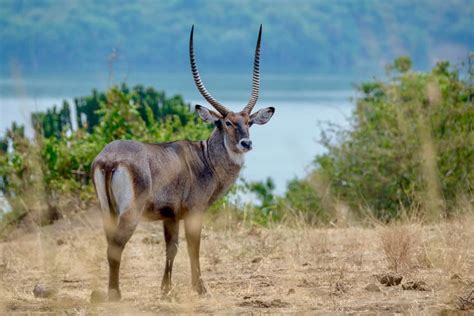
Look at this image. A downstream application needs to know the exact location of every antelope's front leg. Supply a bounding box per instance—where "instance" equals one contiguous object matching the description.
[184,212,207,294]
[161,219,179,295]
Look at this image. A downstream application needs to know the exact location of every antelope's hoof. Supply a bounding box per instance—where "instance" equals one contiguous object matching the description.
[161,283,173,297]
[194,282,208,296]
[108,288,121,301]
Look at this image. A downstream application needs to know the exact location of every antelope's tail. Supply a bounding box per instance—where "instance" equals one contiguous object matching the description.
[92,161,118,217]
[104,164,118,217]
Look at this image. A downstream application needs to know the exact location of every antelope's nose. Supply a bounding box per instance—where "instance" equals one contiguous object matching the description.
[239,139,253,151]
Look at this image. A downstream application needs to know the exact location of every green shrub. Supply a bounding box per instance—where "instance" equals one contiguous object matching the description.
[303,57,474,221]
[243,178,282,225]
[283,177,329,224]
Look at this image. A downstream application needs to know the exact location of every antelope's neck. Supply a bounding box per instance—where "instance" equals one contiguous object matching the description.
[205,128,243,181]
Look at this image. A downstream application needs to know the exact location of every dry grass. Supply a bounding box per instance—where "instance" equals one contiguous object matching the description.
[380,224,418,272]
[0,208,473,314]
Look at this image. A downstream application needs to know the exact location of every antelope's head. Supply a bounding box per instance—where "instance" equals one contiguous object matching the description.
[190,25,275,154]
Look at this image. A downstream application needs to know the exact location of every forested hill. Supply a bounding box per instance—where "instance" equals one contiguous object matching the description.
[1,0,473,75]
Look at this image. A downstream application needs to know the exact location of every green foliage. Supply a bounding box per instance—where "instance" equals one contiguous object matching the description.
[283,178,329,224]
[32,101,72,138]
[0,122,49,225]
[75,84,197,133]
[242,178,282,225]
[237,176,331,226]
[245,178,276,210]
[301,57,474,221]
[386,56,412,73]
[75,89,106,133]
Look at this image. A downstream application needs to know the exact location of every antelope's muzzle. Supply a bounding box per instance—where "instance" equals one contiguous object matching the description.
[239,138,253,151]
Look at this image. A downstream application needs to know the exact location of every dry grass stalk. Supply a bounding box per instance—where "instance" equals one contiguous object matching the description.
[379,225,418,272]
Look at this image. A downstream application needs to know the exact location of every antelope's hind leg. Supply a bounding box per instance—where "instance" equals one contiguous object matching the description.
[94,166,141,301]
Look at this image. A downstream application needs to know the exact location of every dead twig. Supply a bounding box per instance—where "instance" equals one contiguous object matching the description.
[458,290,474,310]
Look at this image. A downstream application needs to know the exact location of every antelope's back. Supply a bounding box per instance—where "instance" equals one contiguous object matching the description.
[92,140,149,173]
[91,139,197,210]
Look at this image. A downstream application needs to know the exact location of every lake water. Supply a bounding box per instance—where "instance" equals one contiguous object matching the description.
[0,72,359,194]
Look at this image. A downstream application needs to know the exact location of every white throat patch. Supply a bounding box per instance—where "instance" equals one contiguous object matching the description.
[224,135,245,166]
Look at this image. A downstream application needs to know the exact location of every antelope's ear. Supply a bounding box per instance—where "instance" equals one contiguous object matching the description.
[195,105,221,123]
[250,107,275,125]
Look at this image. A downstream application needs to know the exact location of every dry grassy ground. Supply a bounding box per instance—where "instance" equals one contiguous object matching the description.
[0,208,473,315]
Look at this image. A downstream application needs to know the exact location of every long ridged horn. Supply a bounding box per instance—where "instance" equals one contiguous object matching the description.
[189,25,230,116]
[243,25,262,114]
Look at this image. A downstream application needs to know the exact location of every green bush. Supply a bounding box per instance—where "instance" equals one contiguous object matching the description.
[296,57,474,221]
[242,178,282,225]
[283,178,329,224]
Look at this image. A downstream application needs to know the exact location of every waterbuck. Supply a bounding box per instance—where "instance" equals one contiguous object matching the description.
[92,25,274,300]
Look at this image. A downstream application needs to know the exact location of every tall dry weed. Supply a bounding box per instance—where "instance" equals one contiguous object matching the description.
[379,225,419,272]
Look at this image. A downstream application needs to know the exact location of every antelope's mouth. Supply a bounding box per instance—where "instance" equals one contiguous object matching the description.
[237,146,252,153]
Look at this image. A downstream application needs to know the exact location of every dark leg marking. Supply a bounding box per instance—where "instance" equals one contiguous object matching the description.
[161,218,179,295]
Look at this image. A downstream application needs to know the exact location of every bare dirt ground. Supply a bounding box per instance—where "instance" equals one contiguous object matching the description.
[0,208,473,315]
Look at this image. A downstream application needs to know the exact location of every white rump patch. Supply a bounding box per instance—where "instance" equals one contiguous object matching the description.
[224,135,245,166]
[93,168,109,212]
[111,165,135,215]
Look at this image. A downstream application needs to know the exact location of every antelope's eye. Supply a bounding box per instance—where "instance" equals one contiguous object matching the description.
[225,121,233,127]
